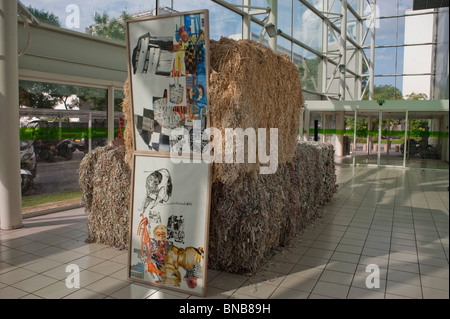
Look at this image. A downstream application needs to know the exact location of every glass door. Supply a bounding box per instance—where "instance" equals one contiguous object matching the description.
[380,112,406,166]
[352,112,379,165]
[406,112,449,169]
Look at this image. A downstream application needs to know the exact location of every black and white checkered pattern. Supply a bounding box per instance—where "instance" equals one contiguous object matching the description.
[135,108,170,152]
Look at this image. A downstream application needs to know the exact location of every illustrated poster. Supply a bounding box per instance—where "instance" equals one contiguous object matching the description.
[128,154,211,296]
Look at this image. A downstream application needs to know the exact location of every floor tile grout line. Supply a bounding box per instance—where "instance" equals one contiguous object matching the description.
[384,168,398,298]
[0,220,133,298]
[1,167,448,299]
[419,171,449,263]
[413,170,448,297]
[406,170,426,298]
[301,167,386,299]
[385,169,421,299]
[345,167,392,299]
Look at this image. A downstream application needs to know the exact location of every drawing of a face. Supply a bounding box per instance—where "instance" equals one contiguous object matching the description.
[154,225,167,241]
[181,31,190,43]
[146,171,163,197]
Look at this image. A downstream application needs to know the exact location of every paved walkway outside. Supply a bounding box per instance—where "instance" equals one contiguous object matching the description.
[0,166,448,299]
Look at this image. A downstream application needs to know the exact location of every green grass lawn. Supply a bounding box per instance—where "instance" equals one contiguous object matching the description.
[22,190,82,208]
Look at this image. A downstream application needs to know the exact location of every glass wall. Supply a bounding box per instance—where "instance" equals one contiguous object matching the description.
[16,0,448,211]
[114,89,126,139]
[315,108,448,169]
[373,3,446,101]
[19,80,124,208]
[379,112,407,166]
[21,0,447,104]
[406,112,448,169]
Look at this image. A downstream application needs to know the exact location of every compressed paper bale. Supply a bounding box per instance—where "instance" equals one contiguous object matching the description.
[79,145,131,249]
[101,39,337,273]
[208,141,337,274]
[209,38,304,185]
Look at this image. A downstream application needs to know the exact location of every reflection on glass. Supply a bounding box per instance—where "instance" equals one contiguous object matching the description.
[293,45,322,93]
[251,21,266,43]
[406,112,447,169]
[309,112,323,142]
[277,36,292,59]
[173,0,242,40]
[377,16,405,46]
[370,77,403,100]
[114,90,126,139]
[347,0,360,13]
[293,0,323,52]
[19,80,109,201]
[22,5,61,27]
[278,0,292,37]
[346,9,359,43]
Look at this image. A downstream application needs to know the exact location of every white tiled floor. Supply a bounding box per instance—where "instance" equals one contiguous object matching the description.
[0,166,448,299]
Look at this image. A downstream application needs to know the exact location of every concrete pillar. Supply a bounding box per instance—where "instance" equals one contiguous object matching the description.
[335,111,345,156]
[0,0,23,229]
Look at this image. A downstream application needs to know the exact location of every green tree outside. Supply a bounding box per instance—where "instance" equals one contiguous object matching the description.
[26,6,61,26]
[87,12,132,42]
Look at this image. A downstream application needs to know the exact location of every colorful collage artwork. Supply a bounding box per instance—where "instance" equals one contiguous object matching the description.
[126,11,211,297]
[127,11,209,153]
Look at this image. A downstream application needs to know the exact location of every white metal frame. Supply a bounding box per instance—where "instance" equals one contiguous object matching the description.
[212,0,376,101]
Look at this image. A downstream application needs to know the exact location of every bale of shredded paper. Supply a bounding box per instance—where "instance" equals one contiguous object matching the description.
[208,141,337,274]
[78,145,131,249]
[81,38,336,273]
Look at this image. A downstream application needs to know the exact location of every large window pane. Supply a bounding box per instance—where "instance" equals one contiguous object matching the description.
[293,45,322,93]
[346,9,359,43]
[278,0,293,37]
[378,0,414,17]
[19,80,108,201]
[324,60,340,96]
[251,0,271,8]
[347,0,361,13]
[293,1,323,52]
[173,0,242,40]
[278,36,292,59]
[377,16,405,47]
[372,76,403,100]
[250,21,268,43]
[374,47,397,76]
[21,0,243,42]
[406,112,448,169]
[114,89,126,140]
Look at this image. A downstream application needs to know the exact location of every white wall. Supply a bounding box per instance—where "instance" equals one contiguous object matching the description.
[402,9,434,98]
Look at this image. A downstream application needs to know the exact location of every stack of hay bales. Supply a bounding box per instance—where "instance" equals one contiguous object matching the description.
[78,38,337,273]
